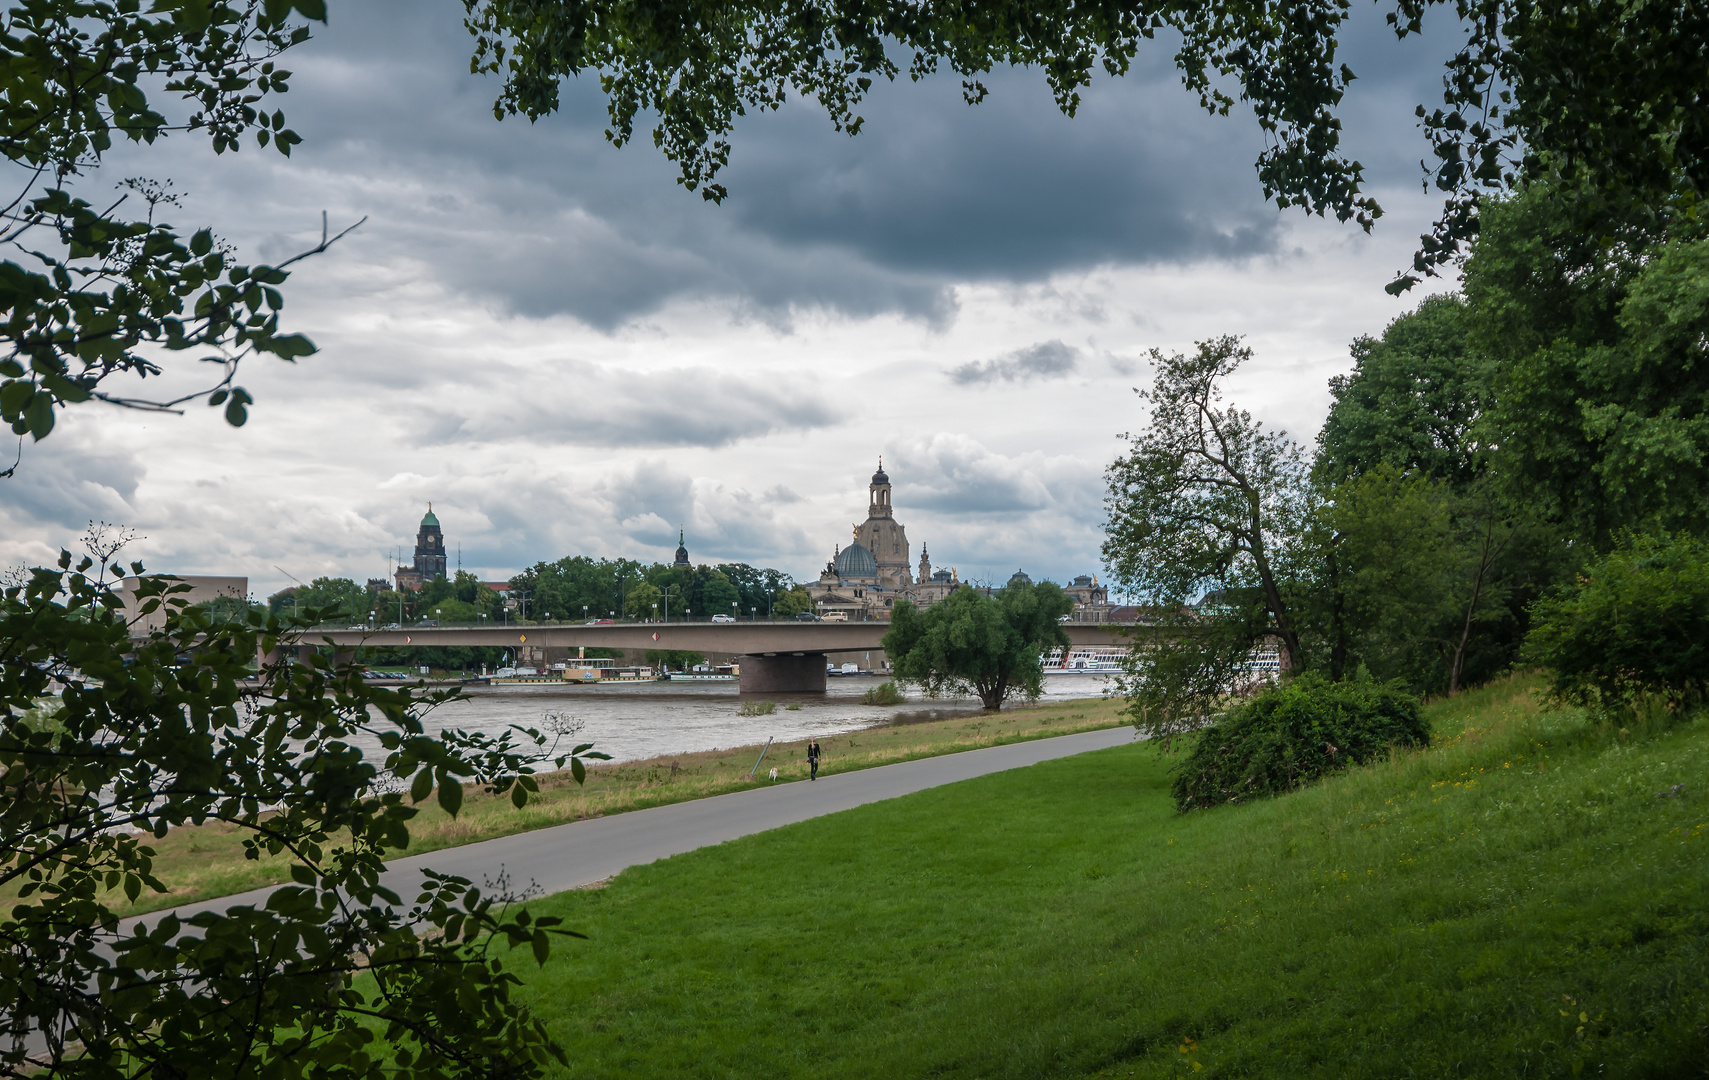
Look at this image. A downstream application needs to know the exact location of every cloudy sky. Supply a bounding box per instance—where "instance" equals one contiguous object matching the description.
[2,0,1466,599]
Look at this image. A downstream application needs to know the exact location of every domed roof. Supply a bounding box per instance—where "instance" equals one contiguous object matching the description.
[420,504,440,529]
[674,528,689,565]
[871,456,889,485]
[1006,569,1033,588]
[834,541,878,578]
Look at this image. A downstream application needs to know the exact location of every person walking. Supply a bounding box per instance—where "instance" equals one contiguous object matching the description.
[807,739,821,782]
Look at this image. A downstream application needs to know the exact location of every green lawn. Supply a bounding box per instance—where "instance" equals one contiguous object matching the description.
[512,675,1708,1078]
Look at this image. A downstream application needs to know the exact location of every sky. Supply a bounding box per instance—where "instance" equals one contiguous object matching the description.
[1,0,1468,600]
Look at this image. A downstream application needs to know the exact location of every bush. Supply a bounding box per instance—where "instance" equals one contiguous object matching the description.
[738,699,776,716]
[861,681,905,705]
[1172,674,1429,811]
[1524,532,1709,712]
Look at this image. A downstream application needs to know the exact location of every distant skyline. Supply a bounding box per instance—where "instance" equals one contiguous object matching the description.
[1,0,1465,599]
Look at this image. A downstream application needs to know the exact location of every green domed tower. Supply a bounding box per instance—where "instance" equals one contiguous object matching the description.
[413,504,447,580]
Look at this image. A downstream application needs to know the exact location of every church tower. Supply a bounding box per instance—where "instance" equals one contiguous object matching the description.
[412,504,447,580]
[918,544,931,583]
[853,458,911,586]
[673,528,691,569]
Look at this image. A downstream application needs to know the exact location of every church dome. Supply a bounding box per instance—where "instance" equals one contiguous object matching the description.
[834,542,878,578]
[871,457,889,485]
[420,506,440,529]
[1006,569,1033,588]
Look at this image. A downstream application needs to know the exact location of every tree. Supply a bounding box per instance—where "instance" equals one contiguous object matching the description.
[0,0,359,468]
[465,0,1709,289]
[1,542,605,1079]
[771,585,813,619]
[882,581,1071,710]
[1466,189,1709,547]
[625,581,662,620]
[1104,336,1314,669]
[1314,295,1490,491]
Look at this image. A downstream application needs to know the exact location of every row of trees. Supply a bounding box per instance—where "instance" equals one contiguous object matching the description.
[507,556,811,622]
[1104,175,1708,742]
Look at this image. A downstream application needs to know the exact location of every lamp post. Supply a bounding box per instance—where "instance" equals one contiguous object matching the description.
[651,602,658,622]
[751,606,757,621]
[731,601,737,621]
[583,604,589,623]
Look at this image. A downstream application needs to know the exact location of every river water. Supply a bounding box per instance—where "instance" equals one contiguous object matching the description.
[371,674,1115,768]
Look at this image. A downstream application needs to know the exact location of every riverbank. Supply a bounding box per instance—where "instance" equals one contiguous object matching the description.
[77,694,1129,916]
[505,672,1709,1078]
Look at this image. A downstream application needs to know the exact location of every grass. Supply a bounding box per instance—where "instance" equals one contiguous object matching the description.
[48,694,1130,916]
[737,699,777,716]
[500,673,1708,1078]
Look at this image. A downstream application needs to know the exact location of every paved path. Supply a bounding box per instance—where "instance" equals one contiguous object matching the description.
[147,726,1138,925]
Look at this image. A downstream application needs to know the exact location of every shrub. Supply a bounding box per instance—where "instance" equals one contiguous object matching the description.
[738,699,776,716]
[1172,674,1429,811]
[1524,532,1709,712]
[861,680,905,705]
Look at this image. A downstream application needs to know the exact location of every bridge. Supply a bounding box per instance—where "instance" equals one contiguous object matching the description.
[288,623,1133,693]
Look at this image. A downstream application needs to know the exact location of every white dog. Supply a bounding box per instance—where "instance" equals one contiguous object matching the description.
[768,767,779,782]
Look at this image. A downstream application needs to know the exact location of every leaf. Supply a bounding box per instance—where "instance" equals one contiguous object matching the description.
[190,229,213,256]
[571,757,587,785]
[436,771,463,817]
[409,768,433,803]
[223,387,252,427]
[531,928,550,966]
[510,782,527,808]
[26,393,54,441]
[290,864,317,885]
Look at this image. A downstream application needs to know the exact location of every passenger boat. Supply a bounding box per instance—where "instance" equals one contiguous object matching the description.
[663,663,739,683]
[1042,646,1127,674]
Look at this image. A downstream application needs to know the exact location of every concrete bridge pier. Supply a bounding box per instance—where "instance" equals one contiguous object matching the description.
[739,653,827,694]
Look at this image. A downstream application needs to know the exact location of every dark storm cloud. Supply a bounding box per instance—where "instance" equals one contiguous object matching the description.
[949,340,1080,385]
[91,0,1458,330]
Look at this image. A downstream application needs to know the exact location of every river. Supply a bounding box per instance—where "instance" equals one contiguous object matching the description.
[373,674,1115,767]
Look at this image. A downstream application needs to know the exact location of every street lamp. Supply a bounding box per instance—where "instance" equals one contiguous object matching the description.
[751,606,757,621]
[731,601,737,621]
[583,604,589,623]
[650,602,657,622]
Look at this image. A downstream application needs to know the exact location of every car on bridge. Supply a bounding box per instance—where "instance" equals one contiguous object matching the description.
[585,618,614,624]
[711,614,736,623]
[795,612,821,621]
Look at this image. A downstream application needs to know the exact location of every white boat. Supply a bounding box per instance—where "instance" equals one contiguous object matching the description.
[1042,646,1127,674]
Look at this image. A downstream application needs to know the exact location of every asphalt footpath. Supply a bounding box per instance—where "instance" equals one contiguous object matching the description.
[140,725,1139,926]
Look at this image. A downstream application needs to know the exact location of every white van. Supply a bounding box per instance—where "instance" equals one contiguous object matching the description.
[821,611,848,622]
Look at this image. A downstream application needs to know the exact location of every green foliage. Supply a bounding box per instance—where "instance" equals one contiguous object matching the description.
[737,699,775,716]
[467,0,1709,288]
[1,547,607,1079]
[770,585,813,618]
[883,582,1070,710]
[1524,532,1709,712]
[1171,673,1429,811]
[0,0,345,460]
[646,650,704,670]
[191,593,266,625]
[1468,187,1709,546]
[510,556,794,622]
[1315,295,1490,490]
[1103,336,1313,669]
[860,680,904,705]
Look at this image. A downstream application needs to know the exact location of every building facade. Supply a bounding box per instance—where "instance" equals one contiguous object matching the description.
[806,460,966,620]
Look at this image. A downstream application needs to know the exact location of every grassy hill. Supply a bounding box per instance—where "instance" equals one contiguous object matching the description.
[509,674,1708,1078]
